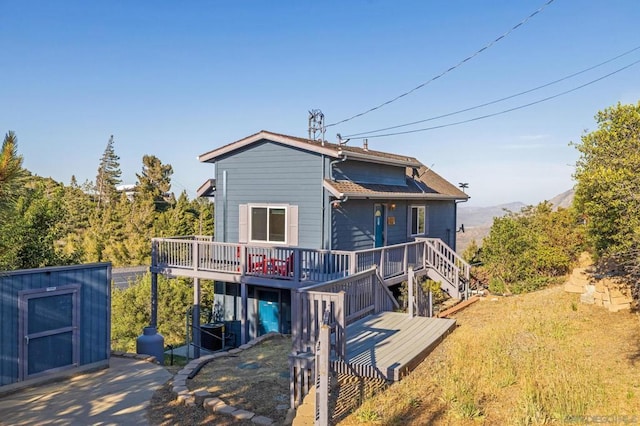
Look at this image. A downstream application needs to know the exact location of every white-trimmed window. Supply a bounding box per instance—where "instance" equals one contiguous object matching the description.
[239,204,298,245]
[251,206,286,243]
[410,205,426,236]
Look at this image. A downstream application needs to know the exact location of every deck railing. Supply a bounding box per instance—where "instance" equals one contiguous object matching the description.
[152,236,470,297]
[354,240,426,279]
[290,267,397,358]
[289,267,398,409]
[421,238,470,299]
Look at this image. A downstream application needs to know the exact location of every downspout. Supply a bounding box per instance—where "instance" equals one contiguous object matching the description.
[321,154,326,249]
[329,151,347,181]
[328,153,348,252]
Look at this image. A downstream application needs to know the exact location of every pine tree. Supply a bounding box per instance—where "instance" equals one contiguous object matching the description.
[135,154,173,211]
[95,135,122,209]
[0,131,28,270]
[0,131,27,218]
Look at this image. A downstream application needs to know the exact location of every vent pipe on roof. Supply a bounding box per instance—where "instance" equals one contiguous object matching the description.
[363,139,368,151]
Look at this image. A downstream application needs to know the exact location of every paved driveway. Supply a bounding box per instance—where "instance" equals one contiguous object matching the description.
[0,357,171,426]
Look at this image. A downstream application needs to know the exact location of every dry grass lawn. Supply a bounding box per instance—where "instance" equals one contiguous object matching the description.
[147,335,291,425]
[341,285,640,425]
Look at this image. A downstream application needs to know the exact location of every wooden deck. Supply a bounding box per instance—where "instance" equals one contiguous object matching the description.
[333,312,456,381]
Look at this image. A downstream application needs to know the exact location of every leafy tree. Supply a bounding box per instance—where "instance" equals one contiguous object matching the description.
[573,101,640,297]
[95,135,122,209]
[10,177,72,269]
[111,274,214,352]
[480,203,584,294]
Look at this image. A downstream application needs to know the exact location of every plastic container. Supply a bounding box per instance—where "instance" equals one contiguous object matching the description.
[136,326,165,364]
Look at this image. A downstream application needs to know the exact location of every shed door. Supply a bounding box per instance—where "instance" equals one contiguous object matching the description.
[19,286,80,380]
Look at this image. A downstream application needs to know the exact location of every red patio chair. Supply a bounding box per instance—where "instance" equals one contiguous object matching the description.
[268,253,294,277]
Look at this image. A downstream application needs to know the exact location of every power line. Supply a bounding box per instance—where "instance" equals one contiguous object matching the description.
[345,45,640,138]
[326,0,556,128]
[353,58,640,139]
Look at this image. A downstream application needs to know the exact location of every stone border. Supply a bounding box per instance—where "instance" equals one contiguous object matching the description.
[169,332,283,425]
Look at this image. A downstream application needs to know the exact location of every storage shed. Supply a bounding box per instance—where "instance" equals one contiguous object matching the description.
[0,263,111,393]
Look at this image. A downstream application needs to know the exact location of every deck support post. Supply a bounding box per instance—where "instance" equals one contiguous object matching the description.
[150,240,159,328]
[240,281,247,344]
[316,324,330,426]
[150,272,158,328]
[408,267,415,317]
[193,277,201,358]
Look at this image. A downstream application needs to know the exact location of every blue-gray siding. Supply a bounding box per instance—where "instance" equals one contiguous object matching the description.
[427,201,458,249]
[333,161,406,185]
[208,138,458,253]
[331,199,458,251]
[331,199,375,251]
[214,140,330,249]
[0,264,111,387]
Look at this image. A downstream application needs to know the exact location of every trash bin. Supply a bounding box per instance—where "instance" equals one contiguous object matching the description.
[201,323,223,351]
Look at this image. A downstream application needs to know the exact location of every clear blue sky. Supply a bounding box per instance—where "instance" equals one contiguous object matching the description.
[2,1,639,206]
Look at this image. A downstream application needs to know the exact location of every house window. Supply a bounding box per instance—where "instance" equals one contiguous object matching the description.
[250,206,287,243]
[410,205,426,236]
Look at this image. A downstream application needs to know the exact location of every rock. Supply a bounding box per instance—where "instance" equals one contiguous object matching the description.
[564,282,585,293]
[580,293,595,305]
[608,303,631,312]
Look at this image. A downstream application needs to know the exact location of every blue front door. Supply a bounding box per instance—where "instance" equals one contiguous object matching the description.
[374,204,386,248]
[257,290,279,335]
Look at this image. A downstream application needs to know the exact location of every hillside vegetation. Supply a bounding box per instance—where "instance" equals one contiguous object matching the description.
[343,283,640,425]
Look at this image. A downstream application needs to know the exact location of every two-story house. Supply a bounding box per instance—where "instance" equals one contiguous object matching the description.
[152,130,469,345]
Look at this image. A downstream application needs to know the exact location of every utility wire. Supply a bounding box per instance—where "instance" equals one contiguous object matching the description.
[353,58,640,139]
[326,0,556,128]
[345,45,640,138]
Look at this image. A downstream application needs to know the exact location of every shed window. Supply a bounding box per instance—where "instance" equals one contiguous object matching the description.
[250,206,287,243]
[410,205,426,236]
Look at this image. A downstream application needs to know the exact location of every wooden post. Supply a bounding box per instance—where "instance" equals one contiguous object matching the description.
[150,240,158,328]
[408,267,414,317]
[336,291,346,358]
[192,240,199,270]
[240,282,247,344]
[428,289,433,318]
[193,277,201,359]
[291,289,300,353]
[316,324,330,426]
[239,245,246,274]
[150,272,158,328]
[403,244,408,274]
[294,249,302,281]
[349,252,357,275]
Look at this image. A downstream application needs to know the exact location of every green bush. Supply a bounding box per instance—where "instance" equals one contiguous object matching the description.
[480,202,585,294]
[111,273,214,352]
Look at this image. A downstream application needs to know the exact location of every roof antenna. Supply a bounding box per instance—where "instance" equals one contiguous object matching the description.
[337,133,350,146]
[308,109,325,145]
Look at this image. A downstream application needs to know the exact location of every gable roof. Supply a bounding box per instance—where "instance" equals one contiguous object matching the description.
[196,179,216,198]
[198,130,423,168]
[322,166,469,201]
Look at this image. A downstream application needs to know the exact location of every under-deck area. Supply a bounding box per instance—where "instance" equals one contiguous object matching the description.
[336,312,457,381]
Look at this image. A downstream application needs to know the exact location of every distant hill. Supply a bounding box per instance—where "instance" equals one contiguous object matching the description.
[548,189,574,209]
[456,189,575,253]
[457,202,526,228]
